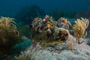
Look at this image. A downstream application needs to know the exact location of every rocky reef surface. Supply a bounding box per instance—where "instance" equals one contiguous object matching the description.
[16,37,90,60]
[16,16,90,60]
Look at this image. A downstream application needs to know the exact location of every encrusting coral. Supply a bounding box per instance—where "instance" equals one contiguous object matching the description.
[29,16,89,47]
[53,28,69,42]
[73,18,89,44]
[30,16,57,47]
[30,15,72,47]
[57,17,74,35]
[0,17,20,56]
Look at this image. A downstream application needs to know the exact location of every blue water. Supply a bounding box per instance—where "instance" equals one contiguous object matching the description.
[0,0,88,17]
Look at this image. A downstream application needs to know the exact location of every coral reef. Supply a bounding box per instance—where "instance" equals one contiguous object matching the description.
[73,18,89,44]
[53,28,69,42]
[16,15,90,60]
[30,16,57,47]
[57,17,73,30]
[30,15,74,47]
[0,17,20,56]
[29,16,89,47]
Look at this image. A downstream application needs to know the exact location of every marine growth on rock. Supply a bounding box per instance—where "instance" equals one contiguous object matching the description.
[29,15,89,47]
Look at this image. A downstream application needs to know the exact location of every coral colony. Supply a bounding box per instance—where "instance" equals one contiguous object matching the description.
[16,15,90,60]
[0,16,89,60]
[29,15,89,47]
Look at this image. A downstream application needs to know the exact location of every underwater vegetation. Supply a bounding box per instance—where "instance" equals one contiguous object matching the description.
[29,15,89,47]
[73,18,89,44]
[0,17,21,57]
[16,15,90,60]
[15,5,45,24]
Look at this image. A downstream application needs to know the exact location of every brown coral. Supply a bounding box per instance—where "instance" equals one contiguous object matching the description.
[30,16,64,47]
[73,18,89,44]
[54,28,69,42]
[30,16,71,47]
[58,17,73,30]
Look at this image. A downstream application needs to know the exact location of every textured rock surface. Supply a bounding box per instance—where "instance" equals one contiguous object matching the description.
[16,41,90,60]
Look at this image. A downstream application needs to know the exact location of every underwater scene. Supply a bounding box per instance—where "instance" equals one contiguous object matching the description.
[0,0,90,60]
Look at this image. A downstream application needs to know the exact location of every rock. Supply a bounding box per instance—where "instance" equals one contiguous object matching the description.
[16,41,90,60]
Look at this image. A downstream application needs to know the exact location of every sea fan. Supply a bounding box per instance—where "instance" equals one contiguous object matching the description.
[73,18,89,44]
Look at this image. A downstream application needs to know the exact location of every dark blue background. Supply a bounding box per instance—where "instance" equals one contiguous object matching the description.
[0,0,88,17]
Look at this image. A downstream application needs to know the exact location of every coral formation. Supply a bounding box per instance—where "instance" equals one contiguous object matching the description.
[73,18,89,44]
[30,16,89,47]
[53,28,69,42]
[0,17,20,56]
[30,15,74,47]
[30,15,57,47]
[16,15,90,60]
[57,17,72,30]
